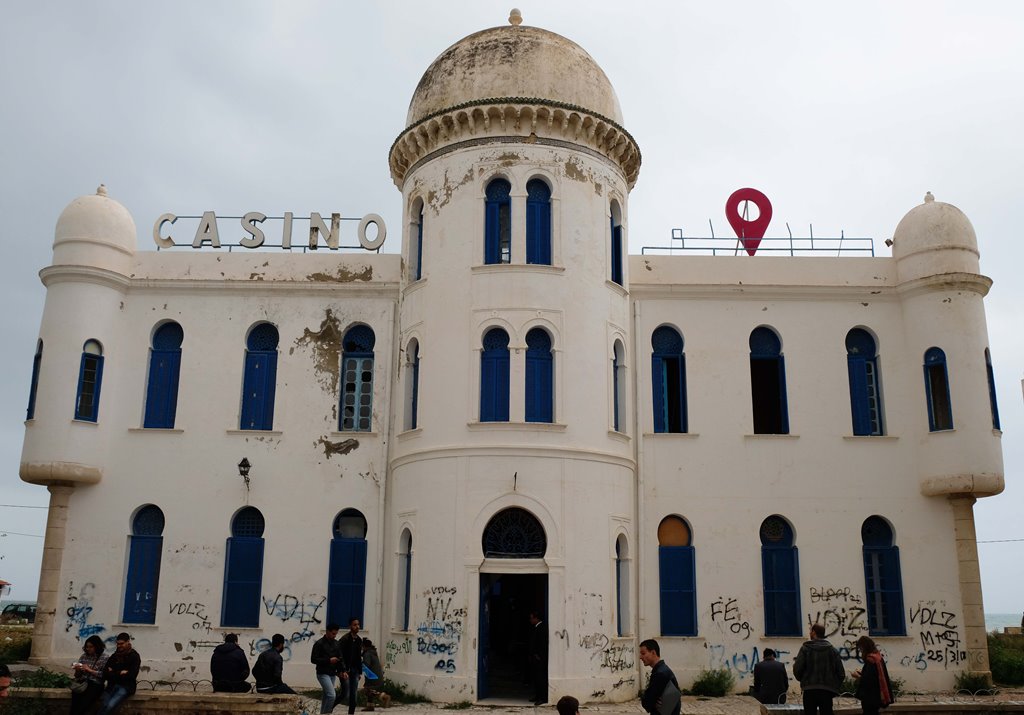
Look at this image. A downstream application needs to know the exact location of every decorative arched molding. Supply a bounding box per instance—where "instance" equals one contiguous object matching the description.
[468,493,561,563]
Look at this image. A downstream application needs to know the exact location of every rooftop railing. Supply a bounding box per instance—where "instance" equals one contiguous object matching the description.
[642,228,875,257]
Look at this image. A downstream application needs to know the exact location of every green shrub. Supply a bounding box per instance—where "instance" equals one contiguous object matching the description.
[377,677,431,704]
[442,701,473,709]
[0,634,32,664]
[953,671,992,693]
[13,668,72,689]
[890,676,905,696]
[689,667,735,697]
[989,634,1024,686]
[841,676,858,695]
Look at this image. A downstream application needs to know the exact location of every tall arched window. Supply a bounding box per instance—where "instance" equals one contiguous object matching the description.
[526,179,552,265]
[341,325,375,431]
[610,202,624,285]
[750,327,789,434]
[482,508,546,558]
[221,507,265,628]
[74,339,104,422]
[658,516,696,636]
[652,326,687,433]
[985,348,1000,430]
[122,505,164,624]
[923,347,953,431]
[240,323,279,430]
[144,322,184,429]
[612,340,626,432]
[862,516,906,636]
[328,509,368,626]
[404,339,420,431]
[760,515,801,636]
[484,179,512,265]
[480,328,510,422]
[26,339,42,420]
[846,328,883,436]
[525,328,553,423]
[615,534,630,637]
[396,529,413,631]
[414,203,424,280]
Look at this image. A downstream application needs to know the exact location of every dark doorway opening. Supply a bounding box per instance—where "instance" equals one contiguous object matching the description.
[478,573,547,701]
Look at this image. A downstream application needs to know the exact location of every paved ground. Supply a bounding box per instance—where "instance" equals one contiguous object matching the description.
[292,697,765,715]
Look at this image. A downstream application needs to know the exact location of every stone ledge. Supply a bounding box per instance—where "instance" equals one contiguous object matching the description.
[1,688,302,714]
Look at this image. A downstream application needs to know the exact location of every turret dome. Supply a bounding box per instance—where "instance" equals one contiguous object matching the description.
[53,185,136,274]
[893,192,980,282]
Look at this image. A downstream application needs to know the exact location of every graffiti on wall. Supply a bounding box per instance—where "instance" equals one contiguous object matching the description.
[707,644,792,680]
[710,596,753,640]
[385,637,412,669]
[168,602,212,634]
[898,601,966,671]
[417,586,465,674]
[65,581,106,641]
[805,585,866,661]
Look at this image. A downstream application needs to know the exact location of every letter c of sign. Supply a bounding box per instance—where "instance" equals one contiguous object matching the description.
[358,213,387,250]
[153,213,177,248]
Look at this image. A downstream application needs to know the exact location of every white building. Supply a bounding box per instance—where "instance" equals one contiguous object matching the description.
[19,14,1004,700]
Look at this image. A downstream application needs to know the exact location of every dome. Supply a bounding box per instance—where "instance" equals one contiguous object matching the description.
[53,185,137,270]
[406,22,624,130]
[893,192,980,281]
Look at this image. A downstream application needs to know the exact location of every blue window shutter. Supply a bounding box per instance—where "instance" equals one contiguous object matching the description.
[611,224,623,285]
[481,350,509,422]
[652,355,666,433]
[495,352,510,421]
[415,212,424,280]
[122,535,162,624]
[485,201,501,264]
[27,343,42,420]
[526,199,539,264]
[762,546,801,636]
[410,354,419,430]
[402,550,412,631]
[525,350,553,423]
[777,355,790,434]
[144,350,181,429]
[241,352,276,430]
[864,546,906,636]
[677,354,689,433]
[659,545,696,636]
[985,352,1000,430]
[848,356,871,435]
[221,537,265,628]
[612,355,621,432]
[538,202,551,264]
[328,538,367,626]
[75,353,104,422]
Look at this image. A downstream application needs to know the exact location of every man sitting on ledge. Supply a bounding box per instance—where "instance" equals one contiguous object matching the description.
[211,633,251,693]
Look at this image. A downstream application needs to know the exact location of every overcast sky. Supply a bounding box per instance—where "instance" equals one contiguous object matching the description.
[1,2,1021,613]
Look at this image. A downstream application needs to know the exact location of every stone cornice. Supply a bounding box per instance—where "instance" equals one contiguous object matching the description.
[389,97,641,189]
[39,264,131,291]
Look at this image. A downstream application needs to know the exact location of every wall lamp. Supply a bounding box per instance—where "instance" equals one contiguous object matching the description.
[238,458,251,491]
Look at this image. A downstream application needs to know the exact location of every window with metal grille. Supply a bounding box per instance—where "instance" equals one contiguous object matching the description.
[144,322,184,429]
[615,534,630,637]
[74,339,104,422]
[985,348,1000,430]
[482,508,546,558]
[222,507,266,628]
[652,326,687,433]
[526,179,551,265]
[846,328,884,436]
[484,179,512,264]
[480,328,510,422]
[760,515,801,636]
[405,339,420,431]
[414,203,424,280]
[240,323,279,431]
[750,327,789,434]
[328,509,367,626]
[923,347,953,431]
[396,529,412,631]
[658,515,696,636]
[612,341,626,432]
[525,328,553,423]
[610,202,624,286]
[862,516,905,636]
[340,325,375,431]
[123,504,165,625]
[26,339,42,420]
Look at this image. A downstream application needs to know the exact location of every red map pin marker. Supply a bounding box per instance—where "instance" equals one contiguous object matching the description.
[726,188,772,256]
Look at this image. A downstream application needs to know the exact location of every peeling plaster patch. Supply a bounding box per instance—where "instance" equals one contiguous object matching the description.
[306,266,373,282]
[496,152,521,166]
[594,182,603,195]
[174,642,183,652]
[248,272,265,281]
[316,436,359,459]
[564,158,588,182]
[428,168,475,214]
[644,260,652,271]
[294,309,342,394]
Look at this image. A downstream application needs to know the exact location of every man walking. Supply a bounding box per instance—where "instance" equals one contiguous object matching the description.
[752,648,789,704]
[339,617,364,715]
[254,634,297,695]
[312,623,344,714]
[528,610,548,705]
[639,639,680,715]
[793,624,845,715]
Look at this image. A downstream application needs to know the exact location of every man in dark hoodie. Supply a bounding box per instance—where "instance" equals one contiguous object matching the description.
[793,624,845,715]
[210,633,251,692]
[97,632,141,714]
[254,634,297,694]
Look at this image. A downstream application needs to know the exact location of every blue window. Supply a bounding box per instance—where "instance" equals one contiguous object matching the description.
[526,179,552,265]
[750,327,789,434]
[923,347,953,431]
[484,179,511,265]
[862,516,906,636]
[405,340,420,431]
[525,328,553,423]
[328,509,368,626]
[610,206,624,285]
[240,324,279,430]
[615,534,630,637]
[397,529,412,631]
[846,329,883,436]
[760,515,801,636]
[658,515,696,636]
[415,203,424,280]
[480,328,510,422]
[221,507,265,628]
[74,339,104,422]
[144,322,183,429]
[985,348,1000,430]
[122,504,164,624]
[612,341,626,432]
[26,339,42,420]
[652,326,687,433]
[341,325,375,431]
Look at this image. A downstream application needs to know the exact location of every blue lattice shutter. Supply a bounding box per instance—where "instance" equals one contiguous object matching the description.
[652,356,667,433]
[222,537,265,628]
[123,535,162,624]
[241,352,275,430]
[848,356,871,435]
[863,546,905,635]
[481,351,509,422]
[676,354,689,432]
[144,350,181,428]
[611,225,623,285]
[762,546,800,636]
[777,355,790,434]
[328,538,367,626]
[485,201,501,264]
[525,351,552,423]
[75,354,104,422]
[659,546,696,636]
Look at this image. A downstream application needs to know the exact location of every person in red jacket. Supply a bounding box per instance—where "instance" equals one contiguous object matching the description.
[97,633,140,714]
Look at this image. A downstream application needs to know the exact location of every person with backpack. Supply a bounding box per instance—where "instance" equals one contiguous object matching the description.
[254,634,297,695]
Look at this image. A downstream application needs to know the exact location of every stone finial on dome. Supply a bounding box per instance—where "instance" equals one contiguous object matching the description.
[509,8,523,25]
[96,184,108,197]
[924,191,934,203]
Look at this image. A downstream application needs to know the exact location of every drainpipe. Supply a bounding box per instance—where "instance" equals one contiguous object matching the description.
[631,298,645,687]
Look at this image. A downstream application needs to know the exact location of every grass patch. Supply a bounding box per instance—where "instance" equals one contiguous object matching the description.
[378,677,431,704]
[954,671,992,693]
[442,701,473,709]
[989,633,1024,686]
[688,667,735,697]
[0,630,32,664]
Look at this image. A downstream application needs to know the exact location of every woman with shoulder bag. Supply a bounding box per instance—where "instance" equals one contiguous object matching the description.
[852,636,894,715]
[70,635,108,714]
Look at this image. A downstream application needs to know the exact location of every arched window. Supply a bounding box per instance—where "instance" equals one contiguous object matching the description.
[846,328,883,436]
[525,328,553,423]
[341,325,375,431]
[652,327,687,433]
[484,179,512,265]
[862,516,906,636]
[612,340,626,432]
[221,507,266,628]
[923,347,953,431]
[414,202,424,280]
[985,348,1000,430]
[760,515,801,636]
[396,529,413,631]
[328,509,368,626]
[526,179,552,265]
[615,534,630,637]
[480,328,510,422]
[658,516,696,636]
[74,339,104,422]
[482,508,546,558]
[122,505,164,624]
[144,322,184,429]
[610,202,624,286]
[240,323,278,430]
[26,339,42,420]
[404,339,420,431]
[750,327,789,434]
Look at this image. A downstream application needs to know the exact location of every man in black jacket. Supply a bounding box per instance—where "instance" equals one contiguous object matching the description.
[338,618,364,715]
[640,639,680,715]
[254,634,297,695]
[752,648,789,704]
[210,633,251,692]
[528,610,548,705]
[312,623,344,714]
[793,624,845,715]
[97,632,141,714]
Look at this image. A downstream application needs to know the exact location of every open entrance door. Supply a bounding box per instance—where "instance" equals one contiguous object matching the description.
[477,573,547,701]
